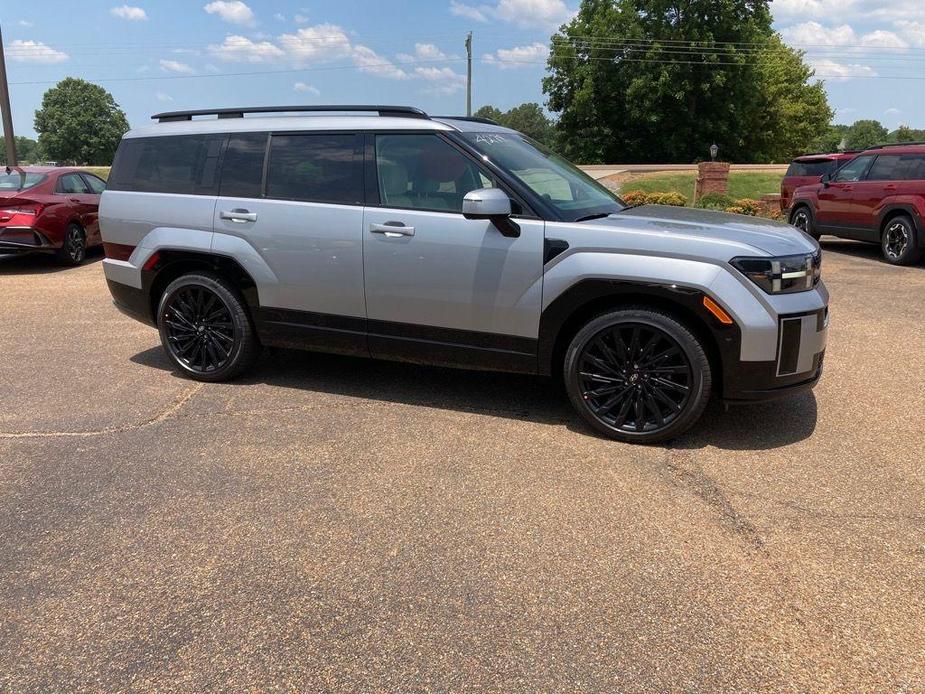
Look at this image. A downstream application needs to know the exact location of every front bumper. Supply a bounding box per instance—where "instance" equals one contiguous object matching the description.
[723,307,828,402]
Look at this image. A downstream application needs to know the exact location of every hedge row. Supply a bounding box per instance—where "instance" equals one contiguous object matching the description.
[620,189,782,220]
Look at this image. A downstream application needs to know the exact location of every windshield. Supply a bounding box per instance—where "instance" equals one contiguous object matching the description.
[461,133,624,221]
[0,172,46,191]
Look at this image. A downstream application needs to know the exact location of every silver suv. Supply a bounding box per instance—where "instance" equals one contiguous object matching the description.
[100,105,828,443]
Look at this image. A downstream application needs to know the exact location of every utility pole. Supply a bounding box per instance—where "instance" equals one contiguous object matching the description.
[0,24,18,168]
[465,31,472,117]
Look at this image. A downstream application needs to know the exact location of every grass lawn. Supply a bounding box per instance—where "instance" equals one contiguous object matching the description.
[622,171,783,202]
[82,166,111,180]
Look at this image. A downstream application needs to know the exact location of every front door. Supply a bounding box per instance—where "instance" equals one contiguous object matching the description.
[816,154,875,235]
[362,133,544,372]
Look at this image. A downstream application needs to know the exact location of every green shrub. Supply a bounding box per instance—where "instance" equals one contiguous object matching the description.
[695,192,735,211]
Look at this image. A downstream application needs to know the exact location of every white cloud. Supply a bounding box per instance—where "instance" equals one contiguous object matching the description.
[208,35,284,62]
[156,92,174,102]
[414,66,467,93]
[811,58,877,80]
[293,82,320,95]
[278,24,408,79]
[17,20,35,27]
[772,0,858,20]
[884,107,903,116]
[159,59,194,73]
[780,21,906,48]
[450,0,570,28]
[204,1,255,27]
[295,13,310,24]
[894,20,925,48]
[352,45,409,79]
[450,1,488,22]
[483,42,549,68]
[110,5,148,20]
[397,43,450,63]
[7,40,69,64]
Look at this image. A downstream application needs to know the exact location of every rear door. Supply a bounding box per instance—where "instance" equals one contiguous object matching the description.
[212,131,367,355]
[852,154,901,240]
[362,132,544,372]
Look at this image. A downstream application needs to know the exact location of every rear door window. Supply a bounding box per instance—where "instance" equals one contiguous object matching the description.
[57,173,90,194]
[867,155,902,181]
[220,132,268,198]
[265,134,363,205]
[896,154,925,181]
[108,134,225,195]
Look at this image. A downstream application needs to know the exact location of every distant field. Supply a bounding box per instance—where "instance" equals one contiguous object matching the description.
[82,167,110,180]
[618,171,783,202]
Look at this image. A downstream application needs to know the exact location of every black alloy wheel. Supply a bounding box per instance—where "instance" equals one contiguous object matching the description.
[56,224,86,266]
[157,272,260,382]
[790,207,817,239]
[564,309,711,443]
[881,215,922,266]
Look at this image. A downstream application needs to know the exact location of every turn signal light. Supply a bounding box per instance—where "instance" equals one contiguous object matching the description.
[703,296,734,325]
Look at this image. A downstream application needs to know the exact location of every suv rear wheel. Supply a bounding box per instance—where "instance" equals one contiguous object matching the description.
[790,206,818,240]
[157,272,260,382]
[881,215,922,266]
[563,309,711,443]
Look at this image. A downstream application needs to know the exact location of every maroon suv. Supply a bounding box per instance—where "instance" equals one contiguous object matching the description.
[0,166,106,265]
[789,143,925,265]
[781,152,857,212]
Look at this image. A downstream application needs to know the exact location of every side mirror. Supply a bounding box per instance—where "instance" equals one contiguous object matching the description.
[462,188,520,238]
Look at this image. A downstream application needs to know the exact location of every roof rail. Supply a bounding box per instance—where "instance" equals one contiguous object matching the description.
[795,150,861,159]
[434,115,500,126]
[151,105,429,123]
[866,141,925,150]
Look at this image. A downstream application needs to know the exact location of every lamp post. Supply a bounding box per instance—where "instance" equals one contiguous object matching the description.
[710,143,719,162]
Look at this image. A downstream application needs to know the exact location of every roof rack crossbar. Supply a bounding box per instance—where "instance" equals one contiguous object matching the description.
[152,105,429,123]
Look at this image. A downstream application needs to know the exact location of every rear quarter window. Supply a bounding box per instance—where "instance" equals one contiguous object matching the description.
[108,134,225,195]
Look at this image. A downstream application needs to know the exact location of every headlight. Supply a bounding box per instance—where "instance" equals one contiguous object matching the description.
[731,252,821,294]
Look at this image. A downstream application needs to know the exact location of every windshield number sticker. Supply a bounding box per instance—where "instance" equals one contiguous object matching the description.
[475,134,507,145]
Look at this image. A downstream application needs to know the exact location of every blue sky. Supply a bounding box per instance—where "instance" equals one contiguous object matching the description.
[1,0,924,139]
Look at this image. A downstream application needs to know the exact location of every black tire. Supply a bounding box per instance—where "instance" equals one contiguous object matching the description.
[564,309,711,444]
[55,223,86,266]
[790,206,818,240]
[156,272,261,382]
[881,214,922,266]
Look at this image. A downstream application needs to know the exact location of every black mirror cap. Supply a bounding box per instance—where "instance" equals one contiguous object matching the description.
[464,211,520,238]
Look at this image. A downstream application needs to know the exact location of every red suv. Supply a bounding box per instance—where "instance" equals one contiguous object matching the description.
[789,143,925,265]
[781,152,857,212]
[0,166,107,265]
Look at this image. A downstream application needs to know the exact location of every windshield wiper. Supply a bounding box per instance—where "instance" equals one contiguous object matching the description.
[574,212,612,222]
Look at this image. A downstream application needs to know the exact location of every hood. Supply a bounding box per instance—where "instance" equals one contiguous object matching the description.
[598,205,819,257]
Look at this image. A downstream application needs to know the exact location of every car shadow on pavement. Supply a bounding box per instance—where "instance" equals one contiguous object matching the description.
[820,237,924,268]
[131,345,817,451]
[0,251,103,275]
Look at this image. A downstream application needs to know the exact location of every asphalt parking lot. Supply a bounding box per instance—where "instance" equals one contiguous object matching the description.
[1,241,923,691]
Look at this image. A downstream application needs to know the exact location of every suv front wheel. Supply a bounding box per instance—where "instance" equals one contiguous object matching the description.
[157,272,261,382]
[790,206,818,240]
[881,214,922,266]
[564,309,711,443]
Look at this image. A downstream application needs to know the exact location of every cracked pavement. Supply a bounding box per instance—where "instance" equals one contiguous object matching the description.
[1,242,924,691]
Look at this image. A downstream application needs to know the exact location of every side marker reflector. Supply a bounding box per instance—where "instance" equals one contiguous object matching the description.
[703,296,734,325]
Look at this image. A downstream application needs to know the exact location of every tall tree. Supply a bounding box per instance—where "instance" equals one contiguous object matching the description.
[34,78,129,165]
[843,120,888,150]
[0,136,42,165]
[746,36,833,162]
[543,0,828,163]
[473,103,554,145]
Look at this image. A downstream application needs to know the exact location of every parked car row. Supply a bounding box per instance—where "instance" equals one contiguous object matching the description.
[784,143,925,266]
[0,167,107,265]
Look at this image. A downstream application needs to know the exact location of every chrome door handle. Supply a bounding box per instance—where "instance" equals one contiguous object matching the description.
[220,209,258,223]
[370,222,414,237]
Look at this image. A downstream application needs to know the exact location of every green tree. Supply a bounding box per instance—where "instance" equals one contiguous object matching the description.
[473,103,554,145]
[891,125,925,143]
[0,136,42,165]
[843,119,888,150]
[34,78,129,165]
[746,36,833,162]
[543,0,829,163]
[810,124,850,153]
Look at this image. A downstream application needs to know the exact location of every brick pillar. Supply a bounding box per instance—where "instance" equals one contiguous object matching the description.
[694,161,730,202]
